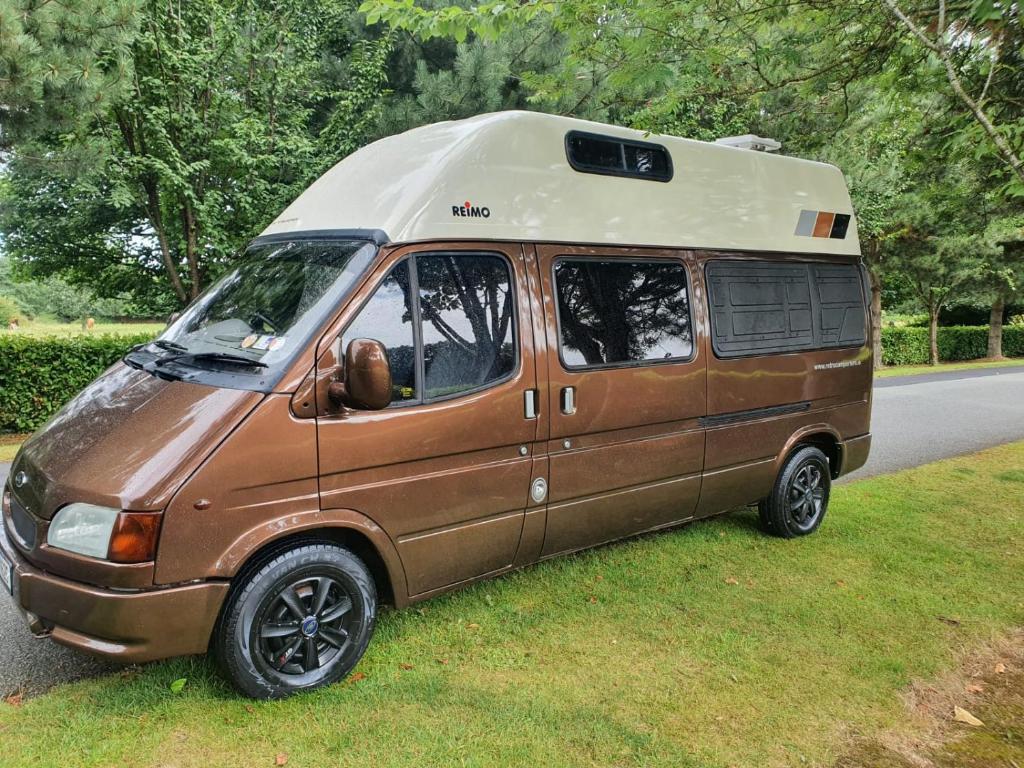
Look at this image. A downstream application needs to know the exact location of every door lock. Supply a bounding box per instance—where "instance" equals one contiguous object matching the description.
[531,477,548,503]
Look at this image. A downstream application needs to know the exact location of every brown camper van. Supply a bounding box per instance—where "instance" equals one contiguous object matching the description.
[1,112,871,698]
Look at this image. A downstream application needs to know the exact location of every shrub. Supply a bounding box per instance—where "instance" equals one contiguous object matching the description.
[0,296,21,325]
[0,333,154,432]
[881,325,1024,366]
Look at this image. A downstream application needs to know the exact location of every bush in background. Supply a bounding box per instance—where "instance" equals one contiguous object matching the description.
[0,333,154,432]
[881,326,1024,366]
[0,296,21,325]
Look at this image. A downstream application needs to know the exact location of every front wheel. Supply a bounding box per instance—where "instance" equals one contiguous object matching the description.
[215,543,376,699]
[758,445,831,538]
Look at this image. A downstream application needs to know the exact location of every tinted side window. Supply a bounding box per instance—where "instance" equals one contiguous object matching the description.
[417,254,516,399]
[554,259,693,368]
[705,260,866,358]
[342,260,417,401]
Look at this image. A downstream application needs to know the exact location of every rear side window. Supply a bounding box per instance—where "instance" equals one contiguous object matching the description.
[705,260,866,358]
[565,131,673,182]
[554,259,693,368]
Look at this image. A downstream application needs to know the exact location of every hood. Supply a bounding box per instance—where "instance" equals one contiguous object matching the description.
[9,363,264,519]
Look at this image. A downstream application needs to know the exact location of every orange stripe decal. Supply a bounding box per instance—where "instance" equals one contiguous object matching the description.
[812,211,835,238]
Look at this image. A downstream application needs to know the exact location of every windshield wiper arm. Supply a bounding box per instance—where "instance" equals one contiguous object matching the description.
[152,351,268,369]
[151,339,189,353]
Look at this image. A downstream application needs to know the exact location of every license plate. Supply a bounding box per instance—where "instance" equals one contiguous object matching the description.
[0,549,12,595]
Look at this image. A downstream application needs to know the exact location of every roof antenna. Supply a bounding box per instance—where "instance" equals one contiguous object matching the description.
[715,134,782,152]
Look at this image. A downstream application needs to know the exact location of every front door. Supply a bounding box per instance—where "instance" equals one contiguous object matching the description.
[315,243,540,598]
[535,245,706,556]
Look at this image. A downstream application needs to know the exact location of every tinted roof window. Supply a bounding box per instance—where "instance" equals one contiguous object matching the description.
[565,131,673,182]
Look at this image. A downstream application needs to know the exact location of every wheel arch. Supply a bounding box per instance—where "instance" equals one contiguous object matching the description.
[215,509,409,609]
[776,425,843,479]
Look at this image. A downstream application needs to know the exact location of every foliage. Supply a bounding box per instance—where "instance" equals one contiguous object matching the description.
[0,333,153,432]
[880,325,1024,365]
[0,0,139,146]
[1,257,137,321]
[1,0,392,307]
[0,295,20,323]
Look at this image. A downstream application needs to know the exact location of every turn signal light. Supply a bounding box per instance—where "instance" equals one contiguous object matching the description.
[107,512,162,563]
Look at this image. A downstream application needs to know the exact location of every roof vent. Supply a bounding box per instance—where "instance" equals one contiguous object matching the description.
[715,134,782,152]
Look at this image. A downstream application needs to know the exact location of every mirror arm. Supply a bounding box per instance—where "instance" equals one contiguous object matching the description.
[327,378,350,407]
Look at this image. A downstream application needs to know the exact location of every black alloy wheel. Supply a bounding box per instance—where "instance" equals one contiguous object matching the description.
[216,543,376,699]
[758,445,832,538]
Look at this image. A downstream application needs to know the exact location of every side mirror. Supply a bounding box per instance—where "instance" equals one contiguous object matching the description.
[328,338,392,410]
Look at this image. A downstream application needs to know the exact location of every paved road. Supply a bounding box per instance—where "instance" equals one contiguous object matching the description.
[1,364,1023,696]
[841,365,1024,482]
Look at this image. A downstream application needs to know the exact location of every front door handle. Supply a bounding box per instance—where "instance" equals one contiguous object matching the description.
[560,386,576,415]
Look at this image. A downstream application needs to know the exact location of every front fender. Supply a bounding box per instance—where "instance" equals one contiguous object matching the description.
[212,507,411,607]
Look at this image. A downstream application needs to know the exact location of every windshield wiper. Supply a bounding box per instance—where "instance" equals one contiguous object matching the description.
[152,351,268,370]
[151,339,189,353]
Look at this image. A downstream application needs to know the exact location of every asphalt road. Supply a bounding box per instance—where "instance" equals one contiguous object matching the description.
[1,364,1023,697]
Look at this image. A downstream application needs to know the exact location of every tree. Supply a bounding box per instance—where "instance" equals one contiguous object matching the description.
[0,0,138,146]
[881,0,1024,193]
[977,215,1024,357]
[3,0,391,307]
[822,89,915,367]
[886,157,993,364]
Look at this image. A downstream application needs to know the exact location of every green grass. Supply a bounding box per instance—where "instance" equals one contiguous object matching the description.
[4,317,164,338]
[0,435,24,462]
[2,443,1024,768]
[876,357,1024,378]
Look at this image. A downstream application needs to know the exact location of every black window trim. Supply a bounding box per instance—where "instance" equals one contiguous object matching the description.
[551,254,697,373]
[340,250,521,409]
[704,257,868,361]
[564,130,674,183]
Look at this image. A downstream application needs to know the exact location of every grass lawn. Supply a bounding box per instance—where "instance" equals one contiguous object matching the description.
[876,358,1024,379]
[1,443,1023,767]
[4,317,164,338]
[0,434,27,462]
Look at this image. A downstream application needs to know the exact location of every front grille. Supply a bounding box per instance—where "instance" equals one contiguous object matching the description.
[8,495,37,549]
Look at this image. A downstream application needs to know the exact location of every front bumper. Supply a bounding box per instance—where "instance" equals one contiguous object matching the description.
[0,525,228,664]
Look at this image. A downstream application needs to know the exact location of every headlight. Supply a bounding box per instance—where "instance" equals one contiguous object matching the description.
[47,503,119,559]
[48,504,162,563]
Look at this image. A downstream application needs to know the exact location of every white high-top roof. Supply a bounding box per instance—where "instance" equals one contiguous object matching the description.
[262,111,859,256]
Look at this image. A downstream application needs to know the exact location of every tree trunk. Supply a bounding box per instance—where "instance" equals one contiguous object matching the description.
[869,267,883,369]
[928,305,940,366]
[143,179,188,305]
[988,294,1005,359]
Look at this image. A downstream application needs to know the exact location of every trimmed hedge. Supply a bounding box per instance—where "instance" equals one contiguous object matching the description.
[0,333,154,432]
[881,325,1024,366]
[0,326,1021,434]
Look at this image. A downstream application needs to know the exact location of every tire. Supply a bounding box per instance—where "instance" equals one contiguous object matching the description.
[758,445,831,539]
[215,543,376,699]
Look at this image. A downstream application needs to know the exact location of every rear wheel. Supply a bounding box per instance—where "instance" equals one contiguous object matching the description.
[215,543,376,699]
[758,446,831,538]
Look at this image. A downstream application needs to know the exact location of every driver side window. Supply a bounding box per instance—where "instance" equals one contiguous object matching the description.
[341,253,518,405]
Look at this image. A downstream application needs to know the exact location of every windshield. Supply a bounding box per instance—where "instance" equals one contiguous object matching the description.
[134,238,377,387]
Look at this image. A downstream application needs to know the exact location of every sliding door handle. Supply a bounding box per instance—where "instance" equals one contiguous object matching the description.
[560,386,576,415]
[524,389,539,419]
